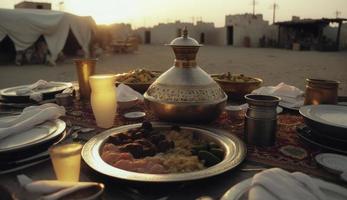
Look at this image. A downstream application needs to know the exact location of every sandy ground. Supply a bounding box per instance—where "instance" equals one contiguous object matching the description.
[0,45,347,95]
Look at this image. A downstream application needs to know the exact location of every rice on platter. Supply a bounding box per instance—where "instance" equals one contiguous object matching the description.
[101,122,224,174]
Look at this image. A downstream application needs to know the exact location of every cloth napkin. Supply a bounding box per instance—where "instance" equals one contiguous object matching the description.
[252,82,304,108]
[116,83,144,101]
[0,103,65,140]
[15,80,58,102]
[249,168,347,200]
[17,175,101,200]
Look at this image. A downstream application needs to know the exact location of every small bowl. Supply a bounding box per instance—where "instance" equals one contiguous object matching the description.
[225,105,247,120]
[123,111,146,120]
[117,96,138,110]
[212,74,263,100]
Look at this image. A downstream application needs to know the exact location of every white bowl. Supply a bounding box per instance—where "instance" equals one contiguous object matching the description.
[117,96,138,110]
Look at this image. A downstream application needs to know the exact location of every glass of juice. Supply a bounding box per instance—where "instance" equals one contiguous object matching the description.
[49,143,83,182]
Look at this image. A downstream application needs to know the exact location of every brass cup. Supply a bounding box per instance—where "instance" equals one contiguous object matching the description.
[74,58,97,100]
[304,78,339,105]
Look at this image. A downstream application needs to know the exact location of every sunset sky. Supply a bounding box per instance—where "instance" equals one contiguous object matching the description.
[1,0,346,28]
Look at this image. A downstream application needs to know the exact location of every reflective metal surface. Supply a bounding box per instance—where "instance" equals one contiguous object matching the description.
[244,95,280,146]
[74,58,97,100]
[144,28,227,122]
[145,99,226,123]
[304,78,339,105]
[168,27,201,47]
[82,123,246,182]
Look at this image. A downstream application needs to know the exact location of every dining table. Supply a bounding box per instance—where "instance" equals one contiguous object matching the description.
[1,93,347,200]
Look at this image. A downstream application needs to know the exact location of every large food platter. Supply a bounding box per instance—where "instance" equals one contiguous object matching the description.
[82,122,246,182]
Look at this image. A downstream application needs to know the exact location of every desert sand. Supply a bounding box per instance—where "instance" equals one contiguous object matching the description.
[0,45,346,95]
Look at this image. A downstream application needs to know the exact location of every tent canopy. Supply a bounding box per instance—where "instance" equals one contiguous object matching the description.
[0,8,96,63]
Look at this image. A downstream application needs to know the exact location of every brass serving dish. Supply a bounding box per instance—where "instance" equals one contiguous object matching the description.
[211,74,262,100]
[144,28,227,122]
[82,123,246,182]
[115,69,161,94]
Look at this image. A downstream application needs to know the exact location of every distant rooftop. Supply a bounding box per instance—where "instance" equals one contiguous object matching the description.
[275,18,347,26]
[14,1,51,10]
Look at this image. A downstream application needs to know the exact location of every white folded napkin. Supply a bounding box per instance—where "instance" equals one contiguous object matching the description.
[17,175,101,200]
[252,83,304,108]
[15,80,58,102]
[249,168,347,200]
[116,83,144,101]
[0,103,65,140]
[16,80,53,95]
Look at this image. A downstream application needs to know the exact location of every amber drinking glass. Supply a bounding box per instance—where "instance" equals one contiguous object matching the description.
[49,143,83,182]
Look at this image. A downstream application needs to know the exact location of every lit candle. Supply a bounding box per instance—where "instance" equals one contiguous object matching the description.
[89,74,117,128]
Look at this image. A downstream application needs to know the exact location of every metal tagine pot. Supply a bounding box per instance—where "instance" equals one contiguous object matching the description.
[144,27,227,123]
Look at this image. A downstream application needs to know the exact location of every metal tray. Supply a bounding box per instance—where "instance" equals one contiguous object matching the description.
[82,122,247,182]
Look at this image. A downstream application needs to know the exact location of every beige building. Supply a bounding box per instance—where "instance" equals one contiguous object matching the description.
[14,1,51,10]
[135,20,216,45]
[135,14,275,47]
[224,14,274,47]
[109,23,133,42]
[133,14,346,50]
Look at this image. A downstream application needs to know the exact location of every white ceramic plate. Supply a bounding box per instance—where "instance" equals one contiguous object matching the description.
[0,82,72,97]
[278,102,302,111]
[221,177,347,200]
[123,111,146,119]
[280,101,347,111]
[0,117,66,153]
[299,105,347,129]
[315,153,347,174]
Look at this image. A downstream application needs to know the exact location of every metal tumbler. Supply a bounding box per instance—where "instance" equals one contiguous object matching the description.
[244,94,281,146]
[74,58,97,100]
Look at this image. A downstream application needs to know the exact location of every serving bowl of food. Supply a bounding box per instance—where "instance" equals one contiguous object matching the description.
[82,122,246,182]
[211,73,263,100]
[115,69,161,93]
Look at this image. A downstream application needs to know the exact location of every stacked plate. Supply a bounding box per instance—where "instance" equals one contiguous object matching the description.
[0,82,72,106]
[298,105,347,154]
[0,117,66,174]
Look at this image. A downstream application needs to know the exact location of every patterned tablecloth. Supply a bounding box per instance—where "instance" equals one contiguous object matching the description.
[62,99,335,181]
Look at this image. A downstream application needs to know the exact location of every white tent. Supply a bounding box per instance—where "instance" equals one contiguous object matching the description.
[0,8,96,64]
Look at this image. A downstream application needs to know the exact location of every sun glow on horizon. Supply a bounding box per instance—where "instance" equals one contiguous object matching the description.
[64,0,141,25]
[2,0,345,28]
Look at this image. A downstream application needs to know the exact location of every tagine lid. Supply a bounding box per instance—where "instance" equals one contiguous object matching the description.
[168,27,202,47]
